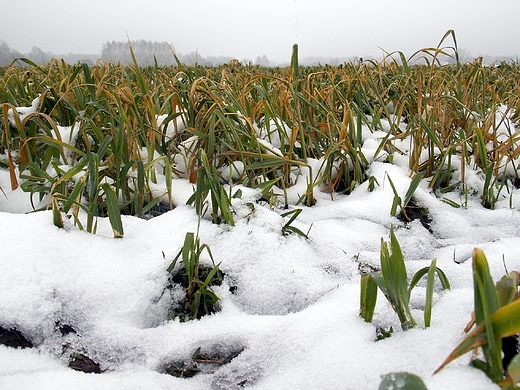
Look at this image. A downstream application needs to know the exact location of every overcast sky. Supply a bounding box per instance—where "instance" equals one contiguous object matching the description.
[2,0,519,62]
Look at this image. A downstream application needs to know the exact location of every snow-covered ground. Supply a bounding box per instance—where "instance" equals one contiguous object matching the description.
[2,113,520,389]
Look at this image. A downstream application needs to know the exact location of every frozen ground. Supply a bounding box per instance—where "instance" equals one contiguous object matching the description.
[1,112,519,389]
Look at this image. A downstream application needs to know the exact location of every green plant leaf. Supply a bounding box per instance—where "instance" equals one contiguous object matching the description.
[507,354,520,385]
[436,298,520,375]
[199,263,221,291]
[424,259,437,328]
[473,248,503,382]
[434,267,451,290]
[409,267,429,292]
[435,249,518,381]
[50,155,89,193]
[473,247,502,381]
[167,249,182,273]
[360,274,378,323]
[403,172,424,209]
[101,183,124,238]
[191,291,202,319]
[386,174,401,217]
[87,152,99,233]
[409,259,450,328]
[182,232,195,282]
[378,227,416,330]
[378,372,428,390]
[52,195,64,229]
[281,208,308,238]
[59,174,87,214]
[496,275,517,308]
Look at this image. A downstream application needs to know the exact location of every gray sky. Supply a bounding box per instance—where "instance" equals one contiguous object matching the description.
[2,0,519,62]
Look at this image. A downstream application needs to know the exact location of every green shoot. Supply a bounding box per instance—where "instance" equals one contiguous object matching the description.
[360,227,449,331]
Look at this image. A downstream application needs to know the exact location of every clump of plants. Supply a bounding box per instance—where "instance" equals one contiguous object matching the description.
[186,149,235,226]
[386,172,432,232]
[436,248,520,388]
[1,30,520,240]
[377,249,520,389]
[166,230,223,321]
[359,226,450,331]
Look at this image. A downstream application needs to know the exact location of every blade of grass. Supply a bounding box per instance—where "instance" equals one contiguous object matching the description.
[360,274,378,323]
[101,183,124,238]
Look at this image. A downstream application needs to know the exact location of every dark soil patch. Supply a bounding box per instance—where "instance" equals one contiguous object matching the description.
[512,177,520,189]
[0,326,33,349]
[164,346,244,378]
[55,321,77,337]
[68,353,102,374]
[502,335,519,372]
[398,197,433,233]
[164,361,201,378]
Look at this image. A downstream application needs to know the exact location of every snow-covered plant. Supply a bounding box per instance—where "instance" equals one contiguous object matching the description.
[2,33,520,241]
[280,208,308,238]
[19,151,124,237]
[436,248,520,387]
[360,227,450,330]
[386,172,423,219]
[166,230,222,321]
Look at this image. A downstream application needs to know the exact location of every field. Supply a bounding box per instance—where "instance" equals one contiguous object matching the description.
[2,35,520,389]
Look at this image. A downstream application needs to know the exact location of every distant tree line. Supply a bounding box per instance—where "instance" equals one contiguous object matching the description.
[0,41,97,66]
[0,41,22,65]
[100,39,236,66]
[0,39,235,67]
[101,40,176,65]
[0,39,516,67]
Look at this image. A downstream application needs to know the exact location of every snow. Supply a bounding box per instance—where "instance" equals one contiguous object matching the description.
[6,97,40,125]
[2,112,520,389]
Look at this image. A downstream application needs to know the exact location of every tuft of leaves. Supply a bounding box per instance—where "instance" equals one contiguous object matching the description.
[166,231,223,321]
[360,226,449,331]
[436,249,520,388]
